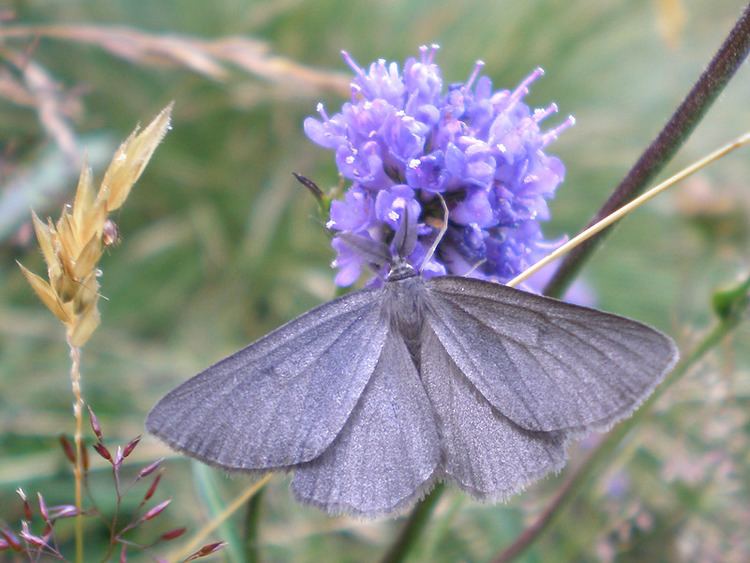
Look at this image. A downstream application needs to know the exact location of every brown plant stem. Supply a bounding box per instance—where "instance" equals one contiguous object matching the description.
[66,334,84,563]
[544,2,750,298]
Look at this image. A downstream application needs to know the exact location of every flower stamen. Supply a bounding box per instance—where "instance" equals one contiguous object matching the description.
[464,60,485,92]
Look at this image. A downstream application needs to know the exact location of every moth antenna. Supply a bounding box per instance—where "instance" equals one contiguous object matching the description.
[464,258,487,277]
[507,130,750,288]
[391,202,418,260]
[391,204,407,257]
[421,194,449,272]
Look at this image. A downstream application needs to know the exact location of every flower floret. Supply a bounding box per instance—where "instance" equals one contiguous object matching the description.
[307,47,574,291]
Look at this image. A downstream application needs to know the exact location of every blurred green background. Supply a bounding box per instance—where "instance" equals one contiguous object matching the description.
[1,0,749,561]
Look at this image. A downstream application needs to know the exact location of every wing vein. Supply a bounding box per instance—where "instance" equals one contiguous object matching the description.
[427,299,545,428]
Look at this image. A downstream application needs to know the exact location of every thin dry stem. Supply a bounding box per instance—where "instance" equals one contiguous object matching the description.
[66,333,84,563]
[167,474,272,563]
[508,131,750,288]
[0,24,350,97]
[2,49,80,163]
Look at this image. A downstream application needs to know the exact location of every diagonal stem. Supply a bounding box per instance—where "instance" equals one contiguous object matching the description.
[167,474,271,563]
[509,132,750,289]
[544,2,750,298]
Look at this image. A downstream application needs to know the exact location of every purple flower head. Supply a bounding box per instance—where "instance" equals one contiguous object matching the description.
[306,46,575,291]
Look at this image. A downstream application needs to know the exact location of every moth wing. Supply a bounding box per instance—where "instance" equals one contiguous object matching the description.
[146,288,389,470]
[420,327,567,499]
[291,332,441,517]
[424,276,679,433]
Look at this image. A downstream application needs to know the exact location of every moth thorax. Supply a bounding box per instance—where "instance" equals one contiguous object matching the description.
[386,260,417,282]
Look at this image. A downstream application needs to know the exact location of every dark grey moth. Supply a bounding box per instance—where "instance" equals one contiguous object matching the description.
[146,207,679,517]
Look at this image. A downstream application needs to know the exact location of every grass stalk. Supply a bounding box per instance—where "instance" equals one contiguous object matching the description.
[67,335,84,563]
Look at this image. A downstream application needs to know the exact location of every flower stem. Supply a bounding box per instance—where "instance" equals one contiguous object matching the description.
[379,483,444,563]
[544,2,750,298]
[492,303,746,563]
[67,334,84,563]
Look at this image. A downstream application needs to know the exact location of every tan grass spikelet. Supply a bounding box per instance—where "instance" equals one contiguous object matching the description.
[100,102,173,213]
[18,104,172,346]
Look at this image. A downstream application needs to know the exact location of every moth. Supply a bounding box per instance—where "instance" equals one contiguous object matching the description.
[146,204,678,517]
